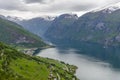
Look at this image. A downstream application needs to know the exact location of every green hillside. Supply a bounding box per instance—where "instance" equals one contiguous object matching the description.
[0,18,47,48]
[0,42,78,80]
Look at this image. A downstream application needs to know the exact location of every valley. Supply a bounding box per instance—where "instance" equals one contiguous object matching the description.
[0,14,78,80]
[1,1,120,80]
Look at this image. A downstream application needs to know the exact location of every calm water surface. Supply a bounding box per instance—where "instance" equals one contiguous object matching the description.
[37,48,120,80]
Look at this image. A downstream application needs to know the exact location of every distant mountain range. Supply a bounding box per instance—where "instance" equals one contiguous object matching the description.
[2,2,120,47]
[0,15,54,38]
[19,17,54,38]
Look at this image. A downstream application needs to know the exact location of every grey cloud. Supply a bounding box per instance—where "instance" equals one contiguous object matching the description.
[70,4,98,11]
[43,2,98,12]
[0,0,27,11]
[24,0,53,4]
[0,5,26,11]
[1,0,120,18]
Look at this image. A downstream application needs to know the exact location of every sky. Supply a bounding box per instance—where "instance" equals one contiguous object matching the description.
[0,0,120,19]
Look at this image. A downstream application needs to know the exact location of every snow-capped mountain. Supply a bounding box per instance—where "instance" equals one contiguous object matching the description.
[40,16,55,21]
[93,2,120,13]
[0,15,23,23]
[0,14,55,38]
[16,16,54,38]
[44,3,120,47]
[6,16,23,22]
[0,15,6,19]
[44,13,78,40]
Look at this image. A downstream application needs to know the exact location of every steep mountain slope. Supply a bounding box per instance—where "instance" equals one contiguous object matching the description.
[67,3,120,46]
[0,42,78,80]
[45,3,120,46]
[45,14,78,40]
[18,17,54,38]
[0,17,47,48]
[1,16,54,38]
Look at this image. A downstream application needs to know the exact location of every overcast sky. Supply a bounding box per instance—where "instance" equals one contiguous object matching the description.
[0,0,120,19]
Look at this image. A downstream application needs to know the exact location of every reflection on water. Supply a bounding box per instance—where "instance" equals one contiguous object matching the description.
[37,48,120,80]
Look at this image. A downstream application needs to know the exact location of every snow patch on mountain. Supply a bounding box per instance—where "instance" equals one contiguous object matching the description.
[42,16,55,21]
[92,2,120,13]
[7,16,23,22]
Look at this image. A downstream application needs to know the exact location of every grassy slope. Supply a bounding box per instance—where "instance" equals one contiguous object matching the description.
[0,18,47,48]
[0,42,78,80]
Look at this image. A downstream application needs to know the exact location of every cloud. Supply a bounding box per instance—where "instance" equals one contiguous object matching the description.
[25,0,101,13]
[0,0,26,11]
[45,1,98,12]
[0,0,120,18]
[23,0,53,4]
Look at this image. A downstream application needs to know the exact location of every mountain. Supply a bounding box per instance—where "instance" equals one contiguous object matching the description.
[0,15,23,23]
[1,14,78,40]
[2,16,54,38]
[0,17,47,48]
[44,3,120,46]
[0,42,78,80]
[19,17,54,38]
[44,14,78,41]
[0,15,54,38]
[6,16,23,23]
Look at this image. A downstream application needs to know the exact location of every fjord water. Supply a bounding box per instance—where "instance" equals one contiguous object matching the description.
[37,46,120,80]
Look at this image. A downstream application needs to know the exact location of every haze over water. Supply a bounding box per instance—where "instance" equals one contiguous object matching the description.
[37,48,120,80]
